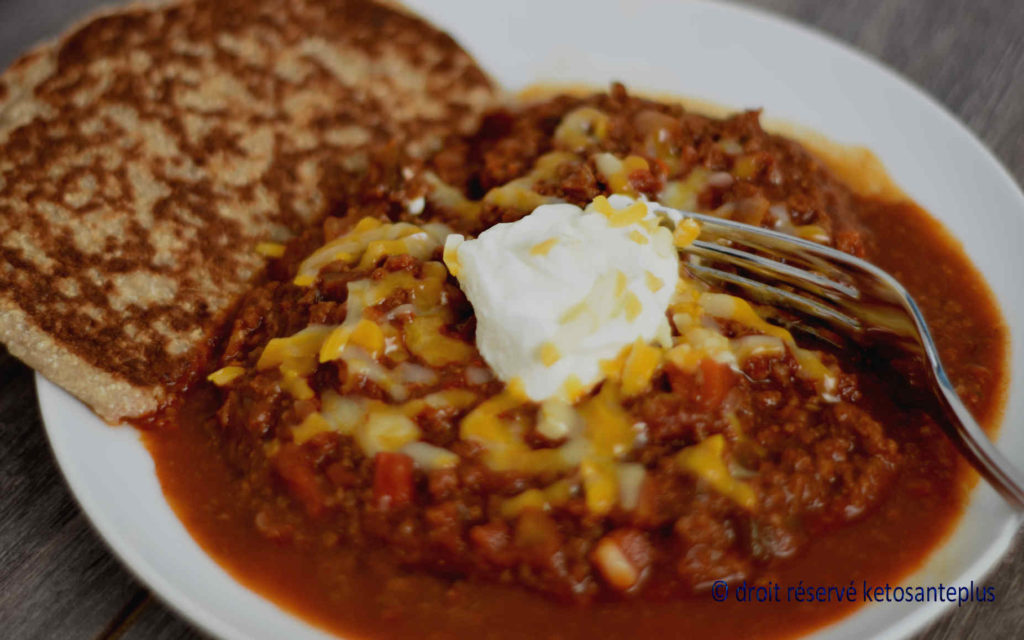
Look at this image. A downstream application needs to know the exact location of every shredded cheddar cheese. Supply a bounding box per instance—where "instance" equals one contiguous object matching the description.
[255,242,286,258]
[620,340,662,397]
[233,149,856,527]
[594,154,650,196]
[530,237,559,255]
[659,167,709,211]
[207,365,245,386]
[676,434,756,510]
[673,218,701,248]
[645,271,664,292]
[577,383,634,458]
[629,229,649,245]
[292,412,333,445]
[257,325,334,398]
[539,342,561,367]
[581,457,618,515]
[553,106,610,150]
[293,218,447,287]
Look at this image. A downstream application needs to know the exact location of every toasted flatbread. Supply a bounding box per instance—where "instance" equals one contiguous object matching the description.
[0,0,499,422]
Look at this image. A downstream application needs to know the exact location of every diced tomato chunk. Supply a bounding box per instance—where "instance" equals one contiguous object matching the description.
[697,358,732,410]
[470,521,515,567]
[373,452,415,510]
[514,510,562,568]
[663,359,734,412]
[272,444,327,517]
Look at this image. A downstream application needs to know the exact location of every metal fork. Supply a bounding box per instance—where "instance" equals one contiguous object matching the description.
[650,202,1024,509]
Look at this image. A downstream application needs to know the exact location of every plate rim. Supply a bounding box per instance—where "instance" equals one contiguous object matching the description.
[33,1,1024,638]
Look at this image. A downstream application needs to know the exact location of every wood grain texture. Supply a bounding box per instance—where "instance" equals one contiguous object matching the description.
[0,0,1020,638]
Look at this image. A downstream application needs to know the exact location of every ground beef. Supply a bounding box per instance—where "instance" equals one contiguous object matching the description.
[201,85,936,602]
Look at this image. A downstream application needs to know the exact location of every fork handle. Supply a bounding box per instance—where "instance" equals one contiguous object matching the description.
[932,368,1024,509]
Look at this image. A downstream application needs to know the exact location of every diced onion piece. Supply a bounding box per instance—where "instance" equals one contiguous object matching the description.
[731,334,786,362]
[421,389,478,410]
[394,362,439,386]
[357,408,420,457]
[321,391,366,434]
[616,463,646,511]
[592,535,639,591]
[536,398,578,441]
[465,366,493,385]
[400,441,459,470]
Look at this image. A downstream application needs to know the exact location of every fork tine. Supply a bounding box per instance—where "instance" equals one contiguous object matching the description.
[653,202,920,338]
[698,221,855,283]
[654,202,1024,509]
[685,239,860,300]
[651,204,859,283]
[683,239,920,339]
[682,234,921,342]
[684,263,864,333]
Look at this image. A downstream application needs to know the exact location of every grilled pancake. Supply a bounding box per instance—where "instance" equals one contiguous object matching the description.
[0,0,499,422]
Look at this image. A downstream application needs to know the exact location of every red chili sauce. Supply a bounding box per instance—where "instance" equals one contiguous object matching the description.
[143,85,1008,639]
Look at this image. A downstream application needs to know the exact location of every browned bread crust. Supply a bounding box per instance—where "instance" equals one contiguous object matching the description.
[0,0,498,423]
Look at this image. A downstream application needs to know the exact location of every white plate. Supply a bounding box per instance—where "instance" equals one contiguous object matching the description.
[36,1,1024,638]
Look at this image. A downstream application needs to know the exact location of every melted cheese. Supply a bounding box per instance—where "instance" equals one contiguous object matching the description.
[620,339,662,397]
[427,151,577,222]
[700,292,836,395]
[673,218,701,248]
[207,365,245,386]
[292,412,333,445]
[577,383,635,458]
[553,106,609,150]
[293,218,447,287]
[257,325,334,399]
[356,406,420,457]
[255,242,286,258]
[581,457,618,515]
[404,315,475,366]
[659,167,709,211]
[594,154,650,196]
[500,479,577,518]
[400,441,459,470]
[675,434,756,510]
[425,172,483,222]
[245,109,856,521]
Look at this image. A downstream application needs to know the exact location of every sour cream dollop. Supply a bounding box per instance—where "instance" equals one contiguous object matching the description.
[444,195,679,401]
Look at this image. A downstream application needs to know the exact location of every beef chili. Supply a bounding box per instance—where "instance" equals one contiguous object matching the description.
[145,84,1007,639]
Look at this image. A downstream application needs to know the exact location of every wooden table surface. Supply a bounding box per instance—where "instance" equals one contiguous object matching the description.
[1,0,1022,638]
